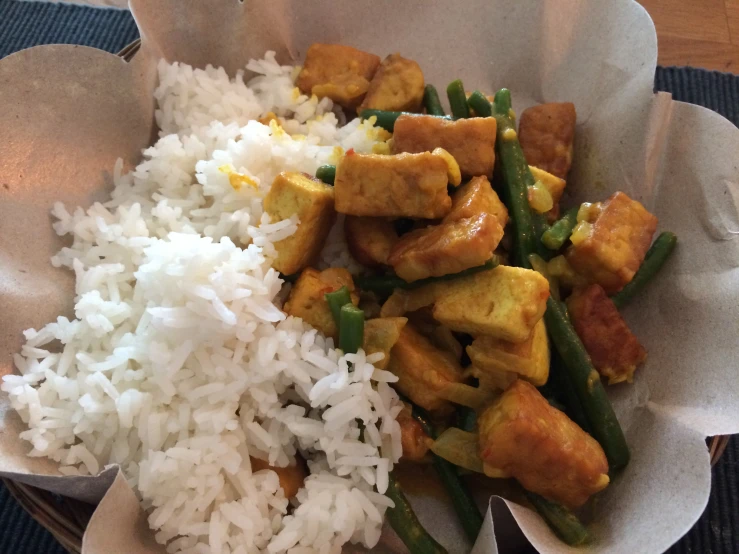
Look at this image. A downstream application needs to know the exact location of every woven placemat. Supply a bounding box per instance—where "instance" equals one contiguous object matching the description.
[0,1,737,553]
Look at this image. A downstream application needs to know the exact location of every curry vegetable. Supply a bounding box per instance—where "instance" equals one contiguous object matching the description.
[315,164,336,185]
[424,85,446,116]
[611,231,677,308]
[541,206,580,250]
[446,79,470,119]
[412,406,484,543]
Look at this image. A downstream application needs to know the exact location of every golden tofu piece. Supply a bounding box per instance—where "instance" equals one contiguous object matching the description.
[296,44,381,109]
[344,216,399,267]
[334,151,453,219]
[432,265,549,342]
[519,102,576,179]
[392,115,497,178]
[566,192,658,293]
[363,317,407,370]
[467,318,550,386]
[359,53,424,113]
[478,380,609,509]
[283,268,358,341]
[397,404,431,461]
[264,172,336,275]
[566,284,647,384]
[387,213,503,282]
[444,176,509,228]
[387,324,464,413]
[251,457,307,499]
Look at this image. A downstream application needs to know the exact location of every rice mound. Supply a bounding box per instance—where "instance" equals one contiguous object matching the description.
[2,53,402,554]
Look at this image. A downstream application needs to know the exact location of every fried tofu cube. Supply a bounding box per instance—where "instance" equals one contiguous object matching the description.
[296,44,381,109]
[334,151,454,219]
[431,265,550,342]
[397,404,431,461]
[566,192,658,293]
[478,380,609,509]
[283,268,358,341]
[444,176,509,228]
[387,324,464,413]
[387,213,503,282]
[250,457,307,499]
[264,172,336,275]
[359,53,424,113]
[344,216,399,267]
[467,318,550,387]
[392,115,497,178]
[519,102,576,179]
[363,317,407,370]
[566,284,647,384]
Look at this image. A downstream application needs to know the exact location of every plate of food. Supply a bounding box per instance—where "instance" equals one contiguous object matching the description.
[0,1,738,554]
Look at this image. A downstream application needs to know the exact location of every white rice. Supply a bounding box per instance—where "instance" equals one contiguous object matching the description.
[2,53,401,554]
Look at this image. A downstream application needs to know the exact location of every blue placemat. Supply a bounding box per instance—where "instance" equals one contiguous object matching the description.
[0,1,737,553]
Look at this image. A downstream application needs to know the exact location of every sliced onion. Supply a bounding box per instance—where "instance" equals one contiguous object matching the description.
[438,382,499,410]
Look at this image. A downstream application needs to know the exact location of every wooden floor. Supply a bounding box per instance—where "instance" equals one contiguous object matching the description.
[639,0,739,72]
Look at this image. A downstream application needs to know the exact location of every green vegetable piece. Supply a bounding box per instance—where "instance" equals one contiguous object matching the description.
[338,304,364,355]
[467,91,493,117]
[386,473,449,554]
[324,286,352,328]
[413,407,483,543]
[315,164,336,185]
[611,231,677,309]
[446,79,470,119]
[544,298,630,470]
[523,490,591,546]
[492,89,541,266]
[541,207,580,250]
[456,405,477,432]
[359,109,451,132]
[423,85,446,116]
[355,257,499,294]
[545,351,594,435]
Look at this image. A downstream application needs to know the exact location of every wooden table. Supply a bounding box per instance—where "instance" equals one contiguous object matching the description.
[640,0,739,71]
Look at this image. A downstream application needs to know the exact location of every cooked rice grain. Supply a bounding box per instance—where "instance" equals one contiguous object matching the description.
[3,53,400,554]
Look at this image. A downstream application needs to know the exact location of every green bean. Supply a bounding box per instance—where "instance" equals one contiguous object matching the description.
[467,91,493,117]
[359,109,451,132]
[386,473,448,554]
[356,257,499,294]
[544,298,630,470]
[424,85,446,116]
[413,407,483,543]
[492,89,539,266]
[315,164,336,185]
[493,87,629,470]
[523,490,591,546]
[541,206,580,251]
[611,232,677,309]
[338,305,364,355]
[456,406,477,432]
[446,79,470,119]
[546,351,594,436]
[324,286,352,328]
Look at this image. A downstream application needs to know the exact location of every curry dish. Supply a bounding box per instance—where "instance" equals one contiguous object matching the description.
[264,42,677,549]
